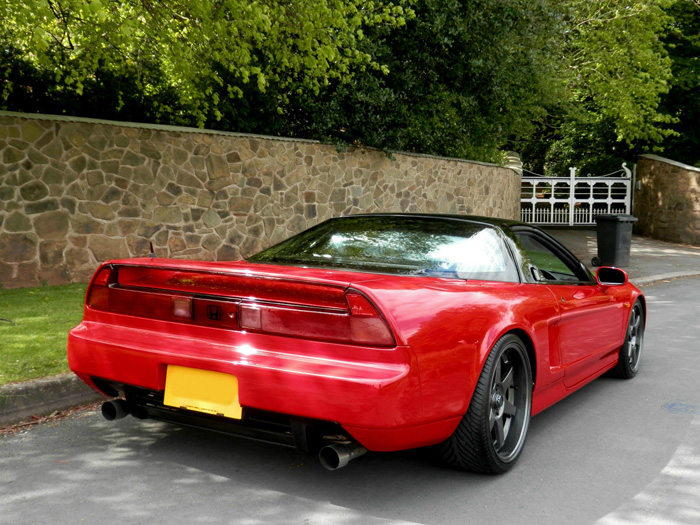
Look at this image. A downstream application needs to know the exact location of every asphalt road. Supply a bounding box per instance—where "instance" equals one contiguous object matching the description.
[2,279,699,525]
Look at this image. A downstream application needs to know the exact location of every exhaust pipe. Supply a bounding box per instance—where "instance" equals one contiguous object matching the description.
[101,399,129,421]
[319,443,367,470]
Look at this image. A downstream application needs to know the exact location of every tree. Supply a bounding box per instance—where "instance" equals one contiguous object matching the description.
[520,0,677,175]
[657,0,700,166]
[283,0,679,166]
[2,0,685,171]
[1,0,414,125]
[563,0,676,145]
[281,0,563,162]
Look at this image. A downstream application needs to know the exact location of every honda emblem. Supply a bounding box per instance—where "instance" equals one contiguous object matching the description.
[206,305,222,321]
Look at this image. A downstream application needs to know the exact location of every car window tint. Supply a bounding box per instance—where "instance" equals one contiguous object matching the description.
[515,233,580,282]
[250,216,519,282]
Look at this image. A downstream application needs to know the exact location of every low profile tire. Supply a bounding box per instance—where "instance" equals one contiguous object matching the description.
[440,334,533,474]
[610,300,645,379]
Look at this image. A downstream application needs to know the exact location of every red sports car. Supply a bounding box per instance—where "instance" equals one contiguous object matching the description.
[68,214,645,474]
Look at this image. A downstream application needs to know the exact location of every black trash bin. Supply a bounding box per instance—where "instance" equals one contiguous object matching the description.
[593,214,638,267]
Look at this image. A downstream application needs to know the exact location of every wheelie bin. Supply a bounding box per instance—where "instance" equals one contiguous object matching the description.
[592,214,638,267]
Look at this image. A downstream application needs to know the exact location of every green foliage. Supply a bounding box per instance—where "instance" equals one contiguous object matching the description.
[562,0,676,145]
[658,0,700,166]
[520,0,677,175]
[1,44,190,125]
[0,283,87,386]
[283,0,563,162]
[2,0,414,125]
[2,0,695,171]
[524,119,641,177]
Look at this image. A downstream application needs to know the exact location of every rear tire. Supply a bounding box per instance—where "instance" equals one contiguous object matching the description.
[610,300,644,379]
[440,334,532,474]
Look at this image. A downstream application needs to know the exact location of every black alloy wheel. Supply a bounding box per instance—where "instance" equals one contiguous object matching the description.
[611,300,645,379]
[440,334,533,474]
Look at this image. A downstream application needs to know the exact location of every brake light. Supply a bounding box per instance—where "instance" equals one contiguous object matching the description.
[86,266,116,310]
[238,291,395,347]
[84,265,395,347]
[87,266,203,324]
[346,293,395,346]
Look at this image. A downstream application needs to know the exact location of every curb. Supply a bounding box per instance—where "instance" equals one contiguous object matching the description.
[0,373,104,428]
[634,271,700,287]
[2,272,699,429]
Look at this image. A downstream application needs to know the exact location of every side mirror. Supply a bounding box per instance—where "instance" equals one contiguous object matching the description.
[596,267,628,287]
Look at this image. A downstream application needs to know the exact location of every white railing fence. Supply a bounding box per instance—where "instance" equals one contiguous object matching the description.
[520,164,633,226]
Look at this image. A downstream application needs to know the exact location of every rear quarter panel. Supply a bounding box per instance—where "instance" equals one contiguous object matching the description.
[352,279,561,423]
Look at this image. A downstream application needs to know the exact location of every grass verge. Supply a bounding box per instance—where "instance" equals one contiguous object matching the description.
[0,283,87,386]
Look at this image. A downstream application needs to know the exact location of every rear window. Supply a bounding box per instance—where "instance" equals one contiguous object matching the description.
[249,216,519,282]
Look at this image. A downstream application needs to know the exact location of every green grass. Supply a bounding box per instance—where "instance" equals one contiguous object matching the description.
[0,283,87,386]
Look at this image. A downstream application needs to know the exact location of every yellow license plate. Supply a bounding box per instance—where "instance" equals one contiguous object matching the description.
[164,365,242,419]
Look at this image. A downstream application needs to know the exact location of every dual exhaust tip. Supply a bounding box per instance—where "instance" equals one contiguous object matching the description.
[101,400,367,470]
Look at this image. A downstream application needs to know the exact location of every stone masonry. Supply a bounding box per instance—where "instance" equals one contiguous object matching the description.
[634,154,700,245]
[0,112,520,289]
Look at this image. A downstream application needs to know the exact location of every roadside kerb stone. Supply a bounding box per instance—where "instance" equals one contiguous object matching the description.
[0,373,103,428]
[635,271,700,287]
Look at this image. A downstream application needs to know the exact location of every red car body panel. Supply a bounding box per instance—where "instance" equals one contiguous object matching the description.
[68,252,642,452]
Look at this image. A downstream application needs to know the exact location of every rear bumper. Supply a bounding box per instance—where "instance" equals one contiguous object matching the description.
[68,321,458,451]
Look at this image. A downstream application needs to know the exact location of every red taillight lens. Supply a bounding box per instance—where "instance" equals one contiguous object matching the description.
[238,291,395,347]
[87,266,200,324]
[92,285,193,323]
[85,265,395,347]
[346,292,395,346]
[86,266,116,310]
[239,303,351,341]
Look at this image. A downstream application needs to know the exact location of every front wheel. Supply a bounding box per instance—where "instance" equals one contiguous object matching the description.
[610,300,645,379]
[439,334,533,474]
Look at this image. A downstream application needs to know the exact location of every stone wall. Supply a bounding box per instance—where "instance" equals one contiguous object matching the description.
[634,154,700,245]
[0,111,520,289]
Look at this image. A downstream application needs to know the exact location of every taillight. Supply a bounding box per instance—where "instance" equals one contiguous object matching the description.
[346,292,395,346]
[87,266,214,324]
[85,266,395,347]
[85,265,116,310]
[238,290,395,347]
[238,303,350,341]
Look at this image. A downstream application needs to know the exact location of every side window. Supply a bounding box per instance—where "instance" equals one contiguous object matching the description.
[515,233,580,283]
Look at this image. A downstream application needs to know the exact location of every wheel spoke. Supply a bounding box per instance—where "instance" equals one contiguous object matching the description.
[631,308,642,335]
[491,414,505,449]
[501,365,514,391]
[503,399,517,417]
[493,357,502,384]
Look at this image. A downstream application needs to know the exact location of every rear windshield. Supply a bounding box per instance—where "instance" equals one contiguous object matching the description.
[249,216,519,282]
